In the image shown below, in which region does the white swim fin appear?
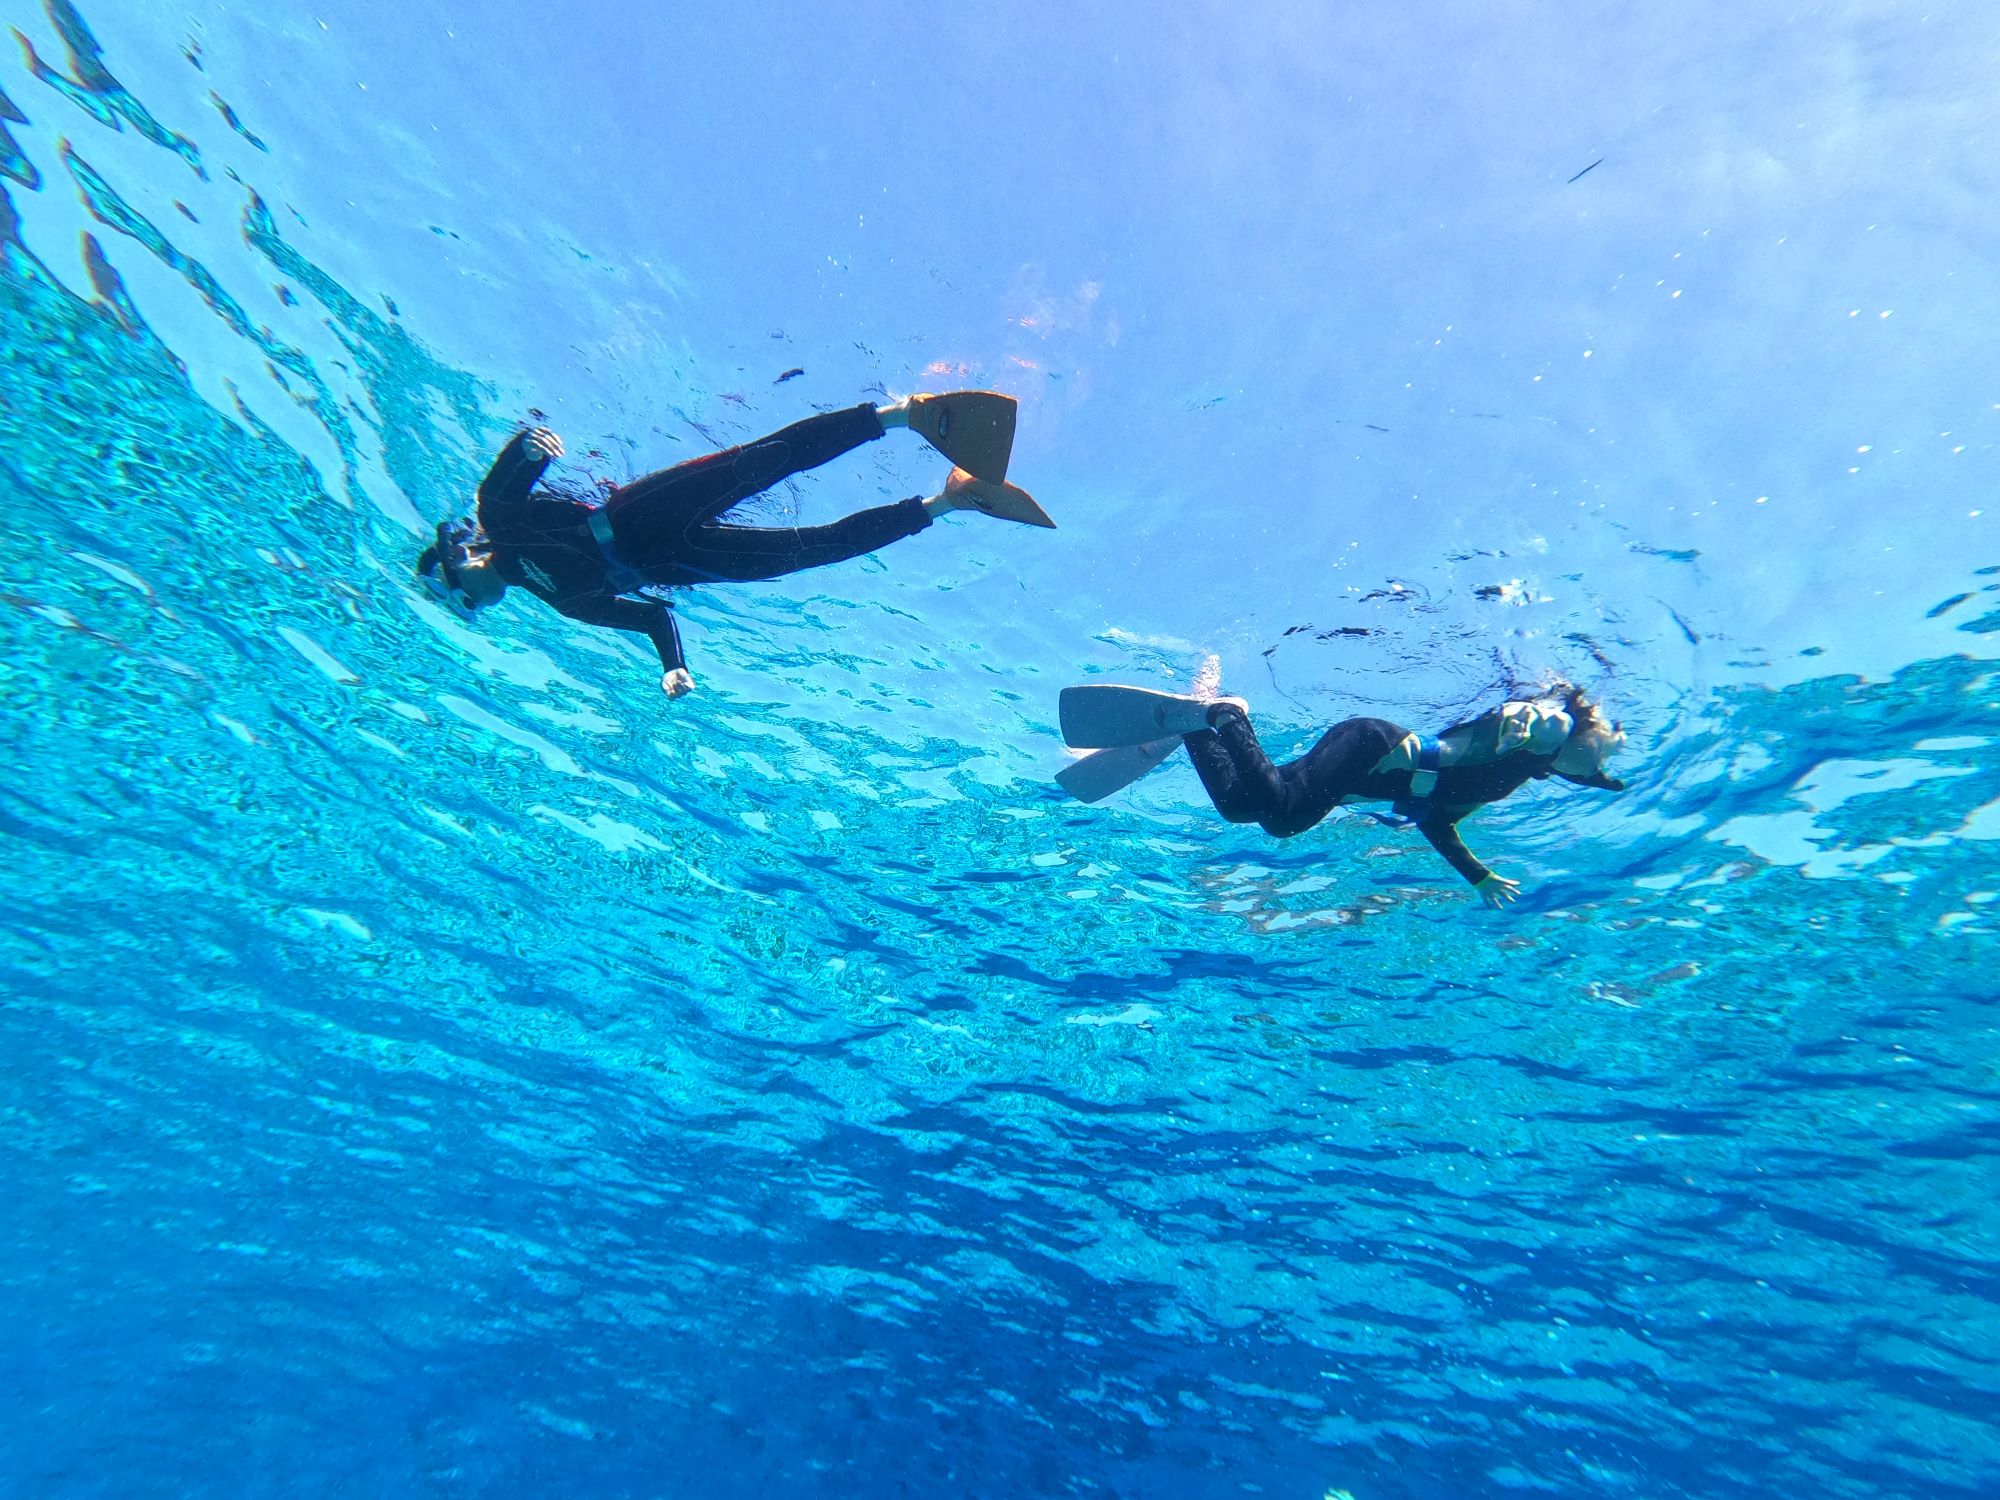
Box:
[1055,736,1180,803]
[1059,684,1244,749]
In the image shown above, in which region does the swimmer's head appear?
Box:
[1551,687,1627,785]
[418,521,506,620]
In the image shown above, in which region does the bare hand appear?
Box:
[661,668,695,700]
[522,426,564,462]
[1476,873,1521,909]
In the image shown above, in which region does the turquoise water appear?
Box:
[3,3,1998,1495]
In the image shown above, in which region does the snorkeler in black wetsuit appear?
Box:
[416,395,1050,699]
[1183,688,1628,906]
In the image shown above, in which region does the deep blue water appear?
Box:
[3,3,1998,1496]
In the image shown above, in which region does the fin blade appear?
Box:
[948,469,1056,528]
[1059,685,1211,748]
[1056,738,1179,803]
[911,392,1017,482]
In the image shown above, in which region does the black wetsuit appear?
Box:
[474,404,930,676]
[1185,710,1613,885]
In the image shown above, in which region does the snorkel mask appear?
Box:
[419,520,495,622]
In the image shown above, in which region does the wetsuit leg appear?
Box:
[1184,713,1287,825]
[1184,713,1403,838]
[606,403,889,571]
[672,498,931,583]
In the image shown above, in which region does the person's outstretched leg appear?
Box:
[1183,706,1288,826]
[1185,709,1403,837]
[607,404,888,569]
[674,496,935,583]
[1263,716,1404,836]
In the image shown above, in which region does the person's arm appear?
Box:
[477,427,562,515]
[553,592,694,697]
[1417,809,1520,906]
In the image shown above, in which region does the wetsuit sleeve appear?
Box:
[552,593,687,675]
[1416,810,1491,886]
[477,430,556,516]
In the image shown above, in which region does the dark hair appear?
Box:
[415,543,441,578]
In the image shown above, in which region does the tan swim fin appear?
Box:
[906,391,1017,482]
[944,468,1056,529]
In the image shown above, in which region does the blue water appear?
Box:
[4,3,1998,1496]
